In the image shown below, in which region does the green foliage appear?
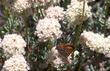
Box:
[0,0,110,71]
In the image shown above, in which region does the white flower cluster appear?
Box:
[66,0,91,25]
[45,6,65,20]
[47,47,64,70]
[47,46,72,70]
[12,0,31,12]
[35,18,62,42]
[1,34,30,71]
[1,34,26,57]
[2,54,30,71]
[80,31,110,57]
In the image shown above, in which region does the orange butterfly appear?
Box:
[56,43,74,64]
[56,43,74,58]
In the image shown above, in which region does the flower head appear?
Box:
[45,6,65,20]
[2,54,30,71]
[47,46,72,70]
[80,31,110,57]
[66,0,91,25]
[12,0,31,12]
[35,18,62,42]
[1,34,26,57]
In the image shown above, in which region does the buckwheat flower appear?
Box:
[66,0,91,25]
[49,47,65,67]
[1,34,26,57]
[80,31,104,48]
[47,46,59,63]
[47,46,64,70]
[103,36,110,57]
[35,18,62,42]
[47,46,72,70]
[52,57,64,70]
[2,54,30,71]
[80,31,110,57]
[12,0,31,12]
[45,6,65,20]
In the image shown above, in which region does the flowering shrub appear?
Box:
[0,0,110,71]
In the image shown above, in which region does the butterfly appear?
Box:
[56,43,74,64]
[56,43,74,58]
